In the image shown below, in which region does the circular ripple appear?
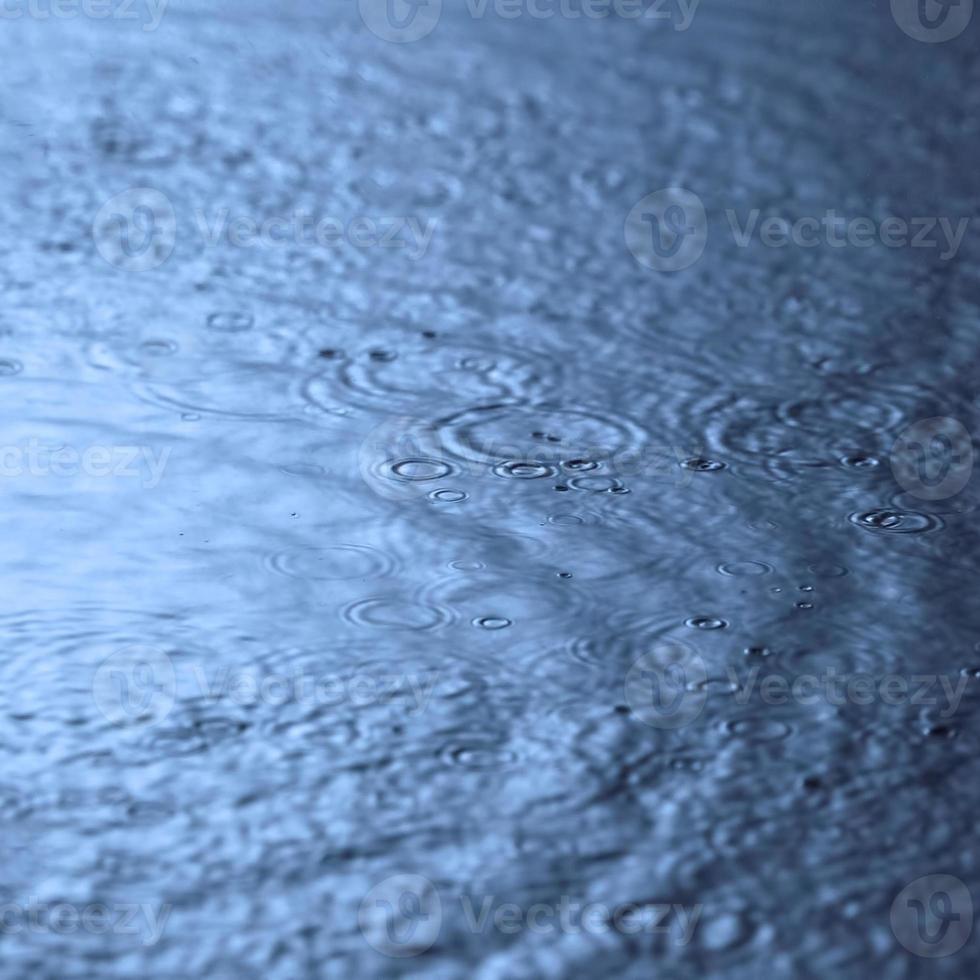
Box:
[341,597,452,631]
[848,509,943,535]
[691,382,949,478]
[303,340,556,413]
[267,545,394,583]
[682,457,726,472]
[387,458,454,481]
[686,616,730,631]
[135,365,304,421]
[491,460,557,480]
[206,312,254,333]
[428,488,468,503]
[566,475,628,493]
[717,560,773,577]
[434,403,648,469]
[473,616,513,630]
[442,742,521,771]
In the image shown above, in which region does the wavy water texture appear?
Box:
[0,0,978,976]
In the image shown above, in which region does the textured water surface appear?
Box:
[1,0,979,976]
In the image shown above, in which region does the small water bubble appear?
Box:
[924,723,957,740]
[557,571,573,579]
[685,616,729,630]
[0,359,23,377]
[492,460,556,480]
[473,617,512,630]
[317,348,343,360]
[139,340,177,357]
[206,311,253,333]
[369,349,397,362]
[798,585,814,592]
[445,743,518,770]
[689,677,740,695]
[718,560,773,577]
[567,475,627,493]
[681,457,726,472]
[795,601,814,610]
[744,646,773,658]
[388,458,453,482]
[849,509,942,534]
[562,459,599,472]
[429,488,467,502]
[839,453,880,469]
[960,667,980,679]
[725,717,792,742]
[449,559,485,571]
[554,484,571,492]
[807,562,848,577]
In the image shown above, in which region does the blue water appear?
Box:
[1,0,979,976]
